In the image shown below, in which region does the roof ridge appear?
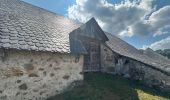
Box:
[19,0,81,25]
[105,32,170,76]
[105,32,140,51]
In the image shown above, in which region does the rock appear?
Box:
[63,75,70,80]
[18,83,28,90]
[38,68,44,71]
[16,80,21,83]
[43,71,46,76]
[50,73,55,77]
[23,63,34,71]
[0,90,3,94]
[0,95,7,99]
[29,73,39,77]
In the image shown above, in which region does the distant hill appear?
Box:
[155,49,170,59]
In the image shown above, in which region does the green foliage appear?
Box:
[156,49,170,59]
[47,73,170,100]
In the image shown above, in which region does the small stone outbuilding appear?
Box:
[101,32,170,91]
[0,0,170,100]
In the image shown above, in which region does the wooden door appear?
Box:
[83,41,100,72]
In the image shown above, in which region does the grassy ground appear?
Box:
[47,73,170,100]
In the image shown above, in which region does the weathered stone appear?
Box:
[23,64,34,71]
[50,73,55,77]
[38,68,44,71]
[30,59,33,62]
[29,73,39,77]
[42,84,47,88]
[49,64,52,67]
[63,75,70,80]
[0,90,3,94]
[18,83,28,90]
[0,95,7,99]
[40,91,46,95]
[43,71,46,76]
[5,67,24,77]
[16,92,20,96]
[53,67,60,70]
[79,72,83,75]
[23,92,27,95]
[16,80,21,83]
[33,89,38,92]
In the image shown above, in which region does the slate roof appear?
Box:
[0,0,86,54]
[0,0,170,75]
[143,48,170,65]
[105,32,170,75]
[72,18,109,42]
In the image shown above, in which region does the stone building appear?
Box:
[0,0,170,100]
[102,33,170,92]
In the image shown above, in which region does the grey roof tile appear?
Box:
[0,0,86,54]
[1,28,9,33]
[3,43,11,48]
[1,39,10,43]
[105,32,170,75]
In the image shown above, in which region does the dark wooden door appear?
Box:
[83,41,100,72]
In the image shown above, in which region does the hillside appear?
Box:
[156,49,170,59]
[47,73,170,100]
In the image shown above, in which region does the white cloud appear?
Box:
[142,36,170,50]
[68,0,170,37]
[150,6,170,35]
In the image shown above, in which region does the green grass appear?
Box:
[47,73,170,100]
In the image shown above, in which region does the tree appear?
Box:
[155,49,170,59]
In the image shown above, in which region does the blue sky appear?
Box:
[22,0,75,16]
[22,0,170,50]
[22,0,122,14]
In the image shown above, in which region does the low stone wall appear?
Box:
[121,59,170,92]
[0,49,84,100]
[114,57,170,92]
[100,45,170,92]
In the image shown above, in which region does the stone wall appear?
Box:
[100,44,117,73]
[100,45,170,92]
[0,49,84,100]
[114,57,170,92]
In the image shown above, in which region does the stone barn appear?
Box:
[0,0,170,100]
[0,0,86,100]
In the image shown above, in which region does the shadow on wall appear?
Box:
[69,31,87,55]
[46,73,170,100]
